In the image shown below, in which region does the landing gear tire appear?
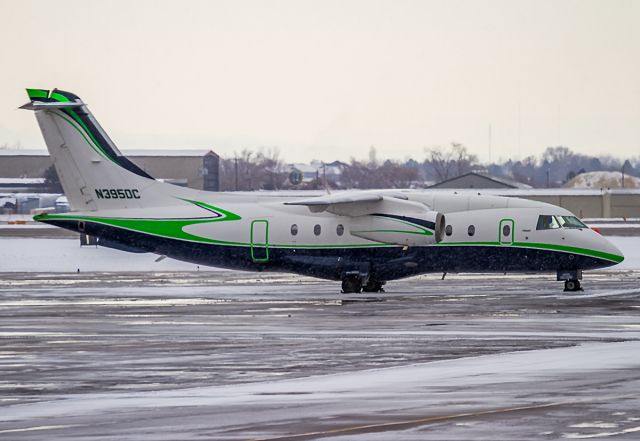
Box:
[362,280,385,293]
[564,279,582,292]
[341,276,362,293]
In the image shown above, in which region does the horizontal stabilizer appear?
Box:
[20,101,83,110]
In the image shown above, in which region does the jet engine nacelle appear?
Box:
[350,211,445,246]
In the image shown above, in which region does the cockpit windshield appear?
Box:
[557,216,588,229]
[536,215,561,230]
[536,215,587,230]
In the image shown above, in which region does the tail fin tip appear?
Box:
[26,88,50,100]
[22,89,83,110]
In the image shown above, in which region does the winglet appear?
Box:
[26,88,50,100]
[21,88,83,110]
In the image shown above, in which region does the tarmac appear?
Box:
[1,270,640,440]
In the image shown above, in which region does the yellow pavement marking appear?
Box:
[246,401,565,440]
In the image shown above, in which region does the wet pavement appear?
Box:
[1,270,639,440]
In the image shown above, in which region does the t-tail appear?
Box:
[21,88,196,211]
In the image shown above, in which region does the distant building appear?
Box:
[0,149,220,191]
[0,193,61,214]
[0,150,52,178]
[287,160,347,187]
[429,172,532,189]
[0,178,47,193]
[55,196,70,213]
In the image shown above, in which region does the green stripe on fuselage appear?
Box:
[513,241,624,263]
[33,211,624,261]
[436,241,623,263]
[34,200,244,246]
[33,211,390,249]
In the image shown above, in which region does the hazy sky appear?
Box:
[1,0,639,163]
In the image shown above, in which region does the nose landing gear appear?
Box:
[564,279,582,292]
[558,269,583,292]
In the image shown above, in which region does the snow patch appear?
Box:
[0,237,209,272]
[563,425,640,439]
[565,171,640,189]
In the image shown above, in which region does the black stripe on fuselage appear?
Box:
[41,219,615,281]
[58,105,154,180]
[372,213,436,230]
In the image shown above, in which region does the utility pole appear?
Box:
[488,124,492,164]
[556,104,561,146]
[234,157,239,191]
[546,168,550,188]
[322,163,327,190]
[517,102,522,157]
[621,163,625,188]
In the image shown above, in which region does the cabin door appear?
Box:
[250,220,269,262]
[499,219,514,245]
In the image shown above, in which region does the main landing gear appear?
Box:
[558,270,583,292]
[363,280,385,293]
[341,275,362,293]
[564,279,582,292]
[341,273,386,293]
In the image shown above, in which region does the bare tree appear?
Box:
[43,165,63,193]
[425,143,478,182]
[219,148,287,191]
[339,157,418,189]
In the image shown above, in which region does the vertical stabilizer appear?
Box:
[22,89,194,211]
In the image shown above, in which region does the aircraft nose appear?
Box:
[598,234,624,265]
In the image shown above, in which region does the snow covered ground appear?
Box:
[2,341,639,440]
[0,236,638,272]
[609,236,640,269]
[0,237,207,272]
[0,272,639,440]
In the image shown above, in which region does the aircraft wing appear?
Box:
[284,192,429,217]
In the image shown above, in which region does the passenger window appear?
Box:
[290,224,298,236]
[336,224,344,236]
[445,225,453,236]
[467,225,475,236]
[314,224,321,236]
[502,224,511,236]
[536,215,561,230]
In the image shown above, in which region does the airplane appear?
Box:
[22,89,624,292]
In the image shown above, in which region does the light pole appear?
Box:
[234,157,239,191]
[546,168,550,188]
